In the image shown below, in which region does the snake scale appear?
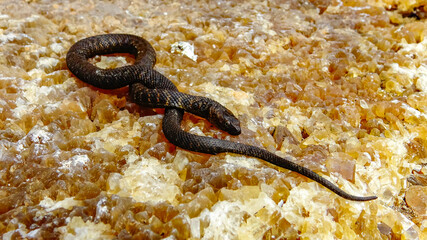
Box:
[66,34,377,201]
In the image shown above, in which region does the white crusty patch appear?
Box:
[58,217,114,240]
[39,196,83,212]
[360,131,419,203]
[171,41,198,61]
[395,39,427,92]
[415,65,427,92]
[108,154,182,205]
[86,116,145,153]
[0,15,44,45]
[398,38,427,59]
[281,182,339,239]
[12,76,73,118]
[389,62,427,92]
[222,154,263,174]
[60,154,90,172]
[50,42,65,54]
[36,57,60,72]
[191,192,282,239]
[95,55,128,69]
[26,125,53,144]
[193,82,254,115]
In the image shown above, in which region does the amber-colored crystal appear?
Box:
[1,0,426,239]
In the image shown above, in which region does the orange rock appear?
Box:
[406,185,427,216]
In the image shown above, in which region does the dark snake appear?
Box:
[66,34,377,201]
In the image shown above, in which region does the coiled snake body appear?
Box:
[66,34,376,201]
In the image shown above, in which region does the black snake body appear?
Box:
[66,34,377,201]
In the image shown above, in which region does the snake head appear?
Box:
[210,107,241,135]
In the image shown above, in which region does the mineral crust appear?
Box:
[0,0,426,239]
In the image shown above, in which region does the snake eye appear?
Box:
[207,102,241,135]
[221,110,241,135]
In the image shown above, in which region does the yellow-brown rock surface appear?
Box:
[0,0,426,239]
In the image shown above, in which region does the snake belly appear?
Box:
[66,34,377,201]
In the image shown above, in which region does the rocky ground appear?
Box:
[0,0,426,239]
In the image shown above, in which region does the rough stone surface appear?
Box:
[0,0,426,239]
